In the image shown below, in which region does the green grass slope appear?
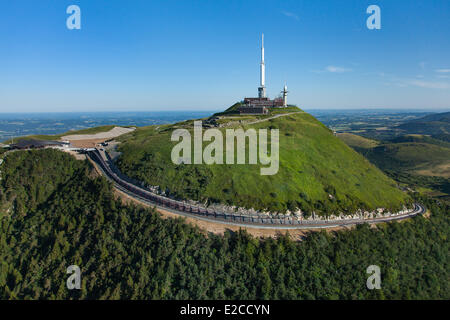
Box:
[116,108,410,215]
[361,142,450,178]
[337,133,450,200]
[389,134,450,148]
[337,133,379,149]
[397,111,450,135]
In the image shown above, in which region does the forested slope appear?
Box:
[0,150,448,299]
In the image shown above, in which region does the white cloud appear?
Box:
[436,69,450,73]
[325,66,352,73]
[385,76,450,89]
[409,80,450,89]
[281,11,299,21]
[384,81,408,88]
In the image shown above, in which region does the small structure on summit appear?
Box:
[282,83,288,107]
[238,34,289,115]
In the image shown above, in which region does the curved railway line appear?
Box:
[87,149,426,230]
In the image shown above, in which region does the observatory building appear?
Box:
[238,34,288,115]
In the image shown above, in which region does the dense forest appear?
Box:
[0,149,448,299]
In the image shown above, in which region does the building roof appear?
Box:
[10,139,65,149]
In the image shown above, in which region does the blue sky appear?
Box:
[1,0,449,112]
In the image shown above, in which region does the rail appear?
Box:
[87,149,425,229]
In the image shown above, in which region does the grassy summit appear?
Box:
[116,107,411,215]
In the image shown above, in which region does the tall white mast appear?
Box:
[261,33,265,87]
[258,33,266,98]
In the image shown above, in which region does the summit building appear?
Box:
[238,34,289,115]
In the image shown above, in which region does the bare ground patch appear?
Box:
[415,162,450,178]
[62,127,135,148]
[62,126,135,141]
[64,150,87,161]
[67,139,106,148]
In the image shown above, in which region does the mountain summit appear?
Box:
[116,107,411,216]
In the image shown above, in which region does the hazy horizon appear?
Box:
[1,108,446,142]
[0,107,449,115]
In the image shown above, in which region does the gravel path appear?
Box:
[62,126,135,141]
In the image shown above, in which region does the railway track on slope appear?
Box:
[86,149,426,230]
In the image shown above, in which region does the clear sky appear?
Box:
[1,0,449,112]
